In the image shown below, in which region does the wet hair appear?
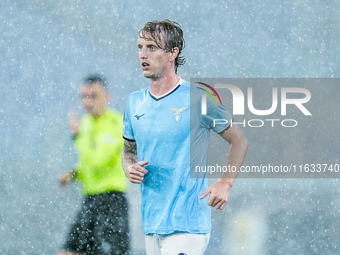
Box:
[139,19,185,73]
[83,74,108,91]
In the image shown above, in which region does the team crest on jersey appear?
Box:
[169,107,188,122]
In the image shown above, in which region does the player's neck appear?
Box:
[92,107,107,119]
[149,73,180,97]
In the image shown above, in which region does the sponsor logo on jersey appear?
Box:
[134,113,145,120]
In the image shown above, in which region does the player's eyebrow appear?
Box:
[137,41,160,49]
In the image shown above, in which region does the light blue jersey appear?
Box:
[123,79,232,234]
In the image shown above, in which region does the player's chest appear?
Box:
[131,100,190,137]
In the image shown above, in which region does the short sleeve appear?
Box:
[201,95,233,133]
[123,95,135,141]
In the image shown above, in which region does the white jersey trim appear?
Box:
[150,78,184,100]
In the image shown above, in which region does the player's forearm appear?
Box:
[220,134,248,187]
[121,139,138,177]
[122,152,138,176]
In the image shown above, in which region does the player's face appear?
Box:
[137,35,172,79]
[80,82,109,117]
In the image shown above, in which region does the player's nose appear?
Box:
[139,47,148,59]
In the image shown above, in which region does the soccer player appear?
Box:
[58,75,129,255]
[122,20,248,254]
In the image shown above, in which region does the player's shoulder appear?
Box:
[181,80,207,101]
[176,79,196,95]
[128,87,149,101]
[180,80,203,94]
[180,79,190,88]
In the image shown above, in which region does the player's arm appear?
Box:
[122,139,149,184]
[68,108,79,138]
[200,124,248,210]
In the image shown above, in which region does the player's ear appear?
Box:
[169,47,179,62]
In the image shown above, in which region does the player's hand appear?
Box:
[127,161,149,184]
[68,108,79,136]
[199,179,232,210]
[59,171,74,187]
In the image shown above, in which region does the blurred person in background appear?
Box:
[58,74,129,255]
[122,20,248,255]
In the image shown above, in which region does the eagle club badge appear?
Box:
[169,107,188,122]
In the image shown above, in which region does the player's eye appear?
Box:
[149,45,156,51]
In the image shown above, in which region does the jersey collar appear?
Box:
[149,78,184,101]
